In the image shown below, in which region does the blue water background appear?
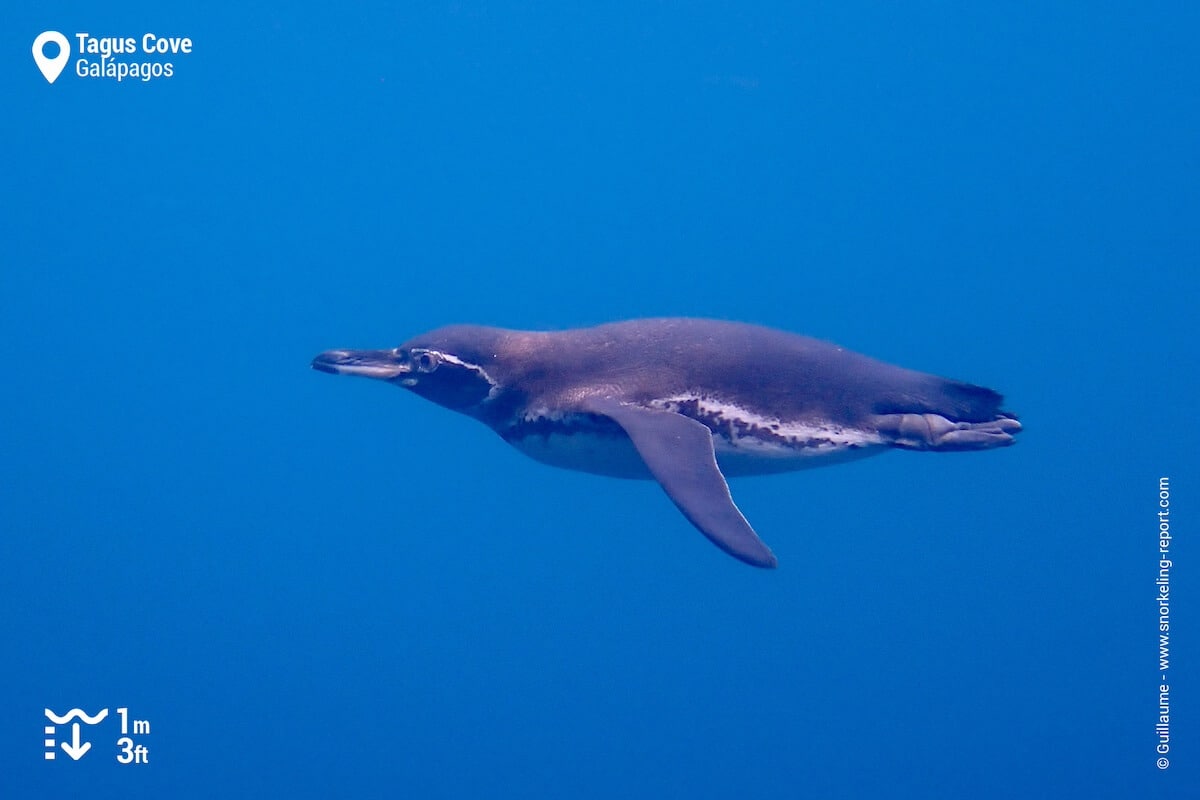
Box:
[2,3,1196,797]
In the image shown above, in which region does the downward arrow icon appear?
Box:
[61,723,91,760]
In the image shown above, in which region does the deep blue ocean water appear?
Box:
[3,3,1196,797]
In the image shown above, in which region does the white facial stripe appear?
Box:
[432,351,500,397]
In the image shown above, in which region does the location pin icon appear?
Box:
[32,31,70,84]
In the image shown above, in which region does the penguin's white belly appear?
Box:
[507,402,888,479]
[510,428,650,479]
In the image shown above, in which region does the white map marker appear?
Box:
[32,31,70,84]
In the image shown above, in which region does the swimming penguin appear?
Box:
[312,318,1020,568]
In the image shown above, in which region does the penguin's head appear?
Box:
[312,325,506,412]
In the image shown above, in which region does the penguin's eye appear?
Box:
[415,351,440,372]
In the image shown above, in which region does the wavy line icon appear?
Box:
[45,708,109,725]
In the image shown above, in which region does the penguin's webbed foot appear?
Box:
[874,413,1022,451]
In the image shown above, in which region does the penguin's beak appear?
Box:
[311,349,411,381]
